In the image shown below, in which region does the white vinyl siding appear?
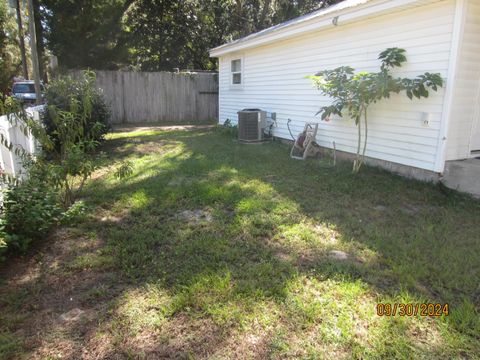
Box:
[218,0,455,172]
[445,0,480,160]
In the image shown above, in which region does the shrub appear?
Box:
[0,167,61,258]
[42,71,111,152]
[61,200,88,224]
[40,70,111,206]
[0,71,125,260]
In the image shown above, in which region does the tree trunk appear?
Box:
[353,114,362,173]
[27,0,42,104]
[15,0,28,79]
[32,0,47,82]
[361,107,368,166]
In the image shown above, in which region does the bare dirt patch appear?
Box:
[328,250,349,260]
[176,209,213,224]
[118,315,226,359]
[113,125,215,133]
[0,227,125,359]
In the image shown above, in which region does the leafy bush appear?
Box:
[41,71,110,206]
[42,71,111,151]
[114,160,134,179]
[61,200,89,224]
[11,72,114,208]
[0,170,61,258]
[0,71,128,260]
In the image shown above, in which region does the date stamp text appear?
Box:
[376,303,449,317]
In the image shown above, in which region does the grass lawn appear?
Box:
[0,126,479,359]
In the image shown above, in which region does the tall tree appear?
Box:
[15,0,29,79]
[0,0,22,96]
[229,0,342,37]
[125,0,236,71]
[124,0,196,71]
[273,0,338,23]
[27,0,42,103]
[32,0,47,81]
[41,0,133,69]
[125,0,343,71]
[0,0,9,94]
[40,0,343,71]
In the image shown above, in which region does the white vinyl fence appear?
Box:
[0,106,42,182]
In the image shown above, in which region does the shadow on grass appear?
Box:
[1,127,479,359]
[92,129,480,301]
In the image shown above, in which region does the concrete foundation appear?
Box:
[442,158,480,198]
[276,137,441,183]
[276,138,480,198]
[321,147,441,183]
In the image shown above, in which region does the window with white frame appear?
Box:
[231,59,242,85]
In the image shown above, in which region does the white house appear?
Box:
[209,0,480,195]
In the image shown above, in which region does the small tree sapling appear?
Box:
[308,48,443,172]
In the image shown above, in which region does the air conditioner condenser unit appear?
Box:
[237,108,267,142]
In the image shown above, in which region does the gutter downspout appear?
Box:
[435,0,467,173]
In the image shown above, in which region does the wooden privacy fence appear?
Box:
[69,70,218,124]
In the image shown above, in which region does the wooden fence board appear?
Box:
[69,70,218,124]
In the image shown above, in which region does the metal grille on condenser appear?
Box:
[238,113,259,141]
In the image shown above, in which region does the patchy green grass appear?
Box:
[0,332,20,359]
[0,126,479,359]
